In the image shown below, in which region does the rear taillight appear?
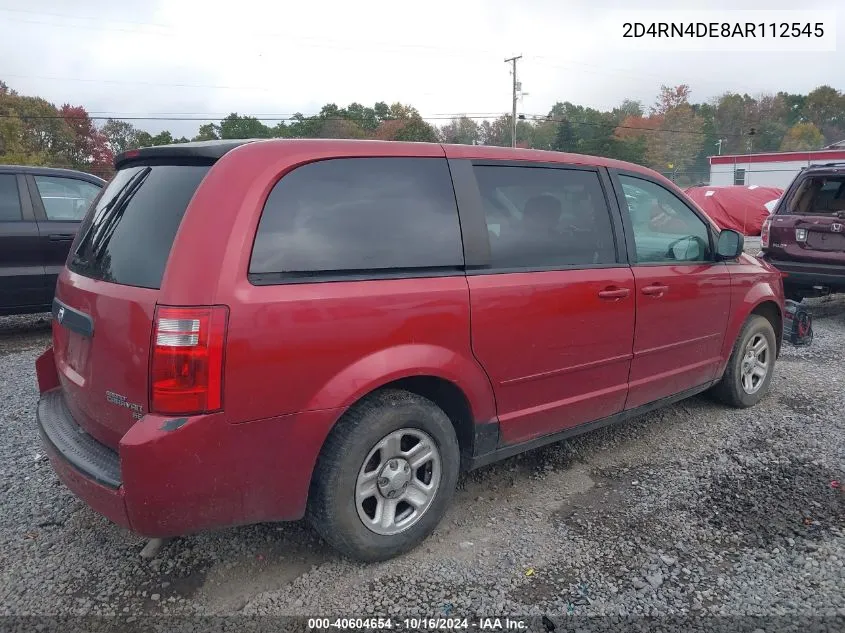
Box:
[150,305,228,415]
[760,217,772,248]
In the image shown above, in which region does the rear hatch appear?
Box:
[768,171,845,265]
[53,162,212,448]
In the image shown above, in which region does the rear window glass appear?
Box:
[69,165,209,289]
[788,175,845,215]
[249,157,463,278]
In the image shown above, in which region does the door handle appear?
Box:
[598,287,631,300]
[641,283,668,297]
[48,234,74,241]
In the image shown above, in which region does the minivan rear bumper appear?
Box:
[36,351,342,537]
[758,253,845,290]
[37,389,132,530]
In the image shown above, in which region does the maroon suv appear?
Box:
[35,139,784,561]
[760,162,845,300]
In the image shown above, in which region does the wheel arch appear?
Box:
[303,345,497,492]
[750,299,783,357]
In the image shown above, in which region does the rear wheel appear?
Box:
[307,389,460,562]
[711,315,777,408]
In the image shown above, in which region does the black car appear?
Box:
[0,166,105,316]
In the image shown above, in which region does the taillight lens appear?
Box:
[760,217,772,248]
[150,305,228,415]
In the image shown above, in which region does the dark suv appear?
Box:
[0,165,104,315]
[35,140,783,561]
[759,163,845,300]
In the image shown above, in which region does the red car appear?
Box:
[759,163,845,300]
[35,140,784,561]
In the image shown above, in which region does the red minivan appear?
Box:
[35,139,784,561]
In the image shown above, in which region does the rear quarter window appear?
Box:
[249,157,463,280]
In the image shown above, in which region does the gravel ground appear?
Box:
[0,300,843,631]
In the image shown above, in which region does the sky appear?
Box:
[0,0,842,138]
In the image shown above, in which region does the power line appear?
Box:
[505,55,522,148]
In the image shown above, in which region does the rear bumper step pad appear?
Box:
[37,390,121,489]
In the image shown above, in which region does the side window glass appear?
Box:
[0,174,23,221]
[34,176,102,221]
[250,158,463,276]
[472,166,617,269]
[619,175,712,264]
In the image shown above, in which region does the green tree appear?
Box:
[780,122,824,150]
[318,118,365,139]
[14,96,74,160]
[376,117,438,142]
[218,113,271,139]
[802,86,844,142]
[479,116,511,146]
[287,112,322,138]
[778,92,807,127]
[658,103,705,179]
[102,118,141,154]
[193,122,220,141]
[439,116,480,145]
[553,119,577,152]
[344,102,380,132]
[612,99,644,123]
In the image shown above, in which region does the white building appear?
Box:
[709,149,845,189]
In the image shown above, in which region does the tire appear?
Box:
[306,389,460,562]
[710,315,777,408]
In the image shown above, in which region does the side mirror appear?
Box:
[716,229,744,260]
[670,237,703,261]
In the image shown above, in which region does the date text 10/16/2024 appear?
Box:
[307,618,528,630]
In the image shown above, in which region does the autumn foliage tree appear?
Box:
[60,105,113,171]
[3,79,845,186]
[780,122,825,151]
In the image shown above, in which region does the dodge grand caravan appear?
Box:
[36,139,784,561]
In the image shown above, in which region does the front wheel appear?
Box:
[710,315,777,408]
[306,389,460,562]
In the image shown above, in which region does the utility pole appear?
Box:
[505,55,522,148]
[747,127,756,153]
[716,138,727,155]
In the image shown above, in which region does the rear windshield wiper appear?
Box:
[75,167,151,263]
[90,168,151,261]
[74,168,147,259]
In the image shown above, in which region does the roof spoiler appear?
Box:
[114,139,257,170]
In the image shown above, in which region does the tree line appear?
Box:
[2,79,844,185]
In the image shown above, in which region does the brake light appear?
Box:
[150,305,228,415]
[760,217,772,248]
